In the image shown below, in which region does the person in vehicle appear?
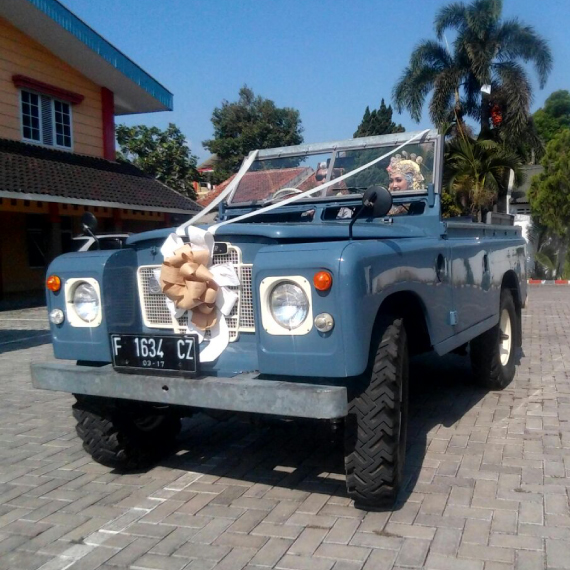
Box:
[387,152,424,192]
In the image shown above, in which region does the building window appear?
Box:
[21,91,41,142]
[20,90,72,149]
[54,100,72,147]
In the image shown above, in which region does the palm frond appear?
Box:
[410,40,454,71]
[493,62,532,139]
[462,74,482,120]
[430,68,462,126]
[465,0,502,39]
[435,2,468,39]
[535,251,557,273]
[496,19,553,88]
[393,66,438,123]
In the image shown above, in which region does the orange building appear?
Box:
[0,0,199,300]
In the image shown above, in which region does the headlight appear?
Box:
[270,282,309,330]
[73,283,100,322]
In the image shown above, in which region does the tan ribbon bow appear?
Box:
[159,244,219,329]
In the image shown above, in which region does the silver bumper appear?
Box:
[31,362,348,420]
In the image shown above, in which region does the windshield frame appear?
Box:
[227,129,442,207]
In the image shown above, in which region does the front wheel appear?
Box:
[344,316,409,509]
[72,396,181,470]
[470,289,519,390]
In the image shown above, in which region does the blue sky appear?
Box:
[61,0,570,163]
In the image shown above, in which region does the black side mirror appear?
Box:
[362,185,393,218]
[81,211,98,233]
[348,185,394,240]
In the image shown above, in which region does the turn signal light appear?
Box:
[313,271,332,291]
[46,275,61,292]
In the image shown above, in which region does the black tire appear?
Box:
[470,289,519,390]
[344,316,409,509]
[72,396,181,470]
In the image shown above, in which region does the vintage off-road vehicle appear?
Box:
[32,129,526,508]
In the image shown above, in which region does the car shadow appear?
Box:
[0,330,51,354]
[142,350,487,511]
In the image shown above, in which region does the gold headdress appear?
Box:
[387,151,424,190]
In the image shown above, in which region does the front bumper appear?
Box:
[31,362,348,420]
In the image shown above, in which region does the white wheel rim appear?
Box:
[499,308,512,366]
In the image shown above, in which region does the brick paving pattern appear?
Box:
[0,288,568,569]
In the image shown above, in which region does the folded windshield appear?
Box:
[228,138,435,206]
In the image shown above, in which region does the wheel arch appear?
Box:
[373,291,432,356]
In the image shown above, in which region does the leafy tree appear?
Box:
[203,86,303,182]
[116,123,199,200]
[528,130,570,235]
[354,99,405,138]
[534,90,570,145]
[441,190,464,218]
[393,0,552,142]
[444,136,523,220]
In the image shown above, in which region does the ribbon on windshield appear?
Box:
[176,150,259,237]
[208,129,431,234]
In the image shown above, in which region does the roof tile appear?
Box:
[0,138,200,212]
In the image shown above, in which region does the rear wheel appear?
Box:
[470,289,519,390]
[72,396,181,469]
[344,316,409,509]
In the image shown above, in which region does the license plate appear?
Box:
[110,334,199,376]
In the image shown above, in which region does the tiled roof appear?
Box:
[231,167,312,203]
[198,167,349,207]
[0,138,200,212]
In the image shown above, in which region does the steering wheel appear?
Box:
[271,187,303,201]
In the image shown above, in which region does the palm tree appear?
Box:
[394,0,552,141]
[392,41,472,134]
[444,136,524,220]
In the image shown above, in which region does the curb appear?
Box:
[528,279,570,285]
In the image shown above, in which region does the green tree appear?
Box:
[528,130,570,235]
[203,86,303,182]
[444,136,523,220]
[393,0,552,142]
[354,99,405,138]
[116,123,199,200]
[534,90,570,145]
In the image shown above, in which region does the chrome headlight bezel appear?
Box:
[64,278,102,327]
[260,276,313,335]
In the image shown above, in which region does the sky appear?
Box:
[60,0,570,163]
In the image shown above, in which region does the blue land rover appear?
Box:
[32,130,526,508]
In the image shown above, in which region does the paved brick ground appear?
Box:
[0,288,569,570]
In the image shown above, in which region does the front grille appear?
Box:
[137,243,254,341]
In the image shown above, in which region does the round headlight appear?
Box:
[73,283,100,322]
[49,309,65,325]
[270,282,309,330]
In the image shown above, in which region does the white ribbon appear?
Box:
[176,150,260,236]
[160,226,239,362]
[208,129,431,233]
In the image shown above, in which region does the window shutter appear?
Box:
[41,96,53,146]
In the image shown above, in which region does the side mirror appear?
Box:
[362,185,393,218]
[81,211,98,233]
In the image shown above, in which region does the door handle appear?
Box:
[436,253,446,282]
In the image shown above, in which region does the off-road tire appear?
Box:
[72,396,181,470]
[344,316,409,509]
[470,289,519,390]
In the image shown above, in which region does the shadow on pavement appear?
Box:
[144,350,487,511]
[0,330,51,354]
